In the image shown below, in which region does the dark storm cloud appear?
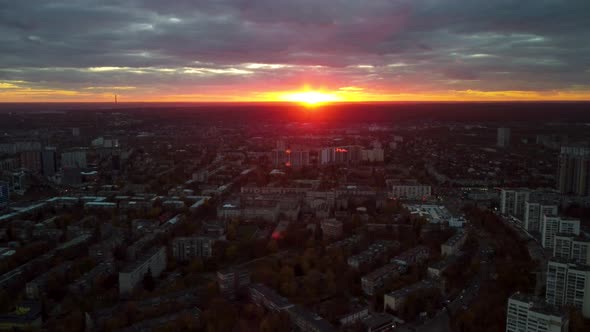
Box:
[0,0,589,97]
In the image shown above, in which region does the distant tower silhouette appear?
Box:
[114,94,118,104]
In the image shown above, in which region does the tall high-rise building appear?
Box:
[61,150,87,169]
[557,146,590,196]
[41,148,57,177]
[289,150,310,168]
[497,127,511,148]
[524,202,558,233]
[546,259,590,318]
[506,292,568,332]
[500,189,530,219]
[541,216,580,249]
[271,148,310,168]
[319,145,363,165]
[0,181,9,207]
[19,151,42,173]
[172,236,215,261]
[554,234,590,265]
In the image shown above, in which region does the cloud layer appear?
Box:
[1,0,589,101]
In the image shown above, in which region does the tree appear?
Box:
[188,258,204,274]
[267,240,278,253]
[143,268,156,292]
[203,297,237,331]
[260,312,289,332]
[225,244,239,261]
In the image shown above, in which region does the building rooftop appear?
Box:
[121,246,164,273]
[386,280,436,299]
[288,305,336,332]
[510,292,565,317]
[362,263,402,282]
[548,257,590,270]
[249,283,292,309]
[443,231,467,247]
[362,313,395,330]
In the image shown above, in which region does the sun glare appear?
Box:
[282,91,340,106]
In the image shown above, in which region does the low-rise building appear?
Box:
[383,280,436,312]
[119,246,166,296]
[321,218,343,240]
[362,313,398,332]
[348,240,399,269]
[287,305,336,332]
[217,268,250,299]
[70,262,114,294]
[427,255,460,281]
[337,301,369,326]
[441,231,467,256]
[404,204,450,224]
[25,262,73,299]
[327,234,363,252]
[387,179,431,200]
[391,245,430,266]
[361,263,404,296]
[248,283,293,312]
[172,236,215,261]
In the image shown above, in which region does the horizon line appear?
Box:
[1,99,590,105]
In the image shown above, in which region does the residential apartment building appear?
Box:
[248,283,293,312]
[497,127,511,148]
[61,150,87,169]
[321,218,343,240]
[347,240,399,269]
[217,268,250,299]
[0,181,8,207]
[384,280,436,312]
[500,188,530,219]
[287,305,336,332]
[387,179,431,200]
[119,246,166,296]
[553,234,590,265]
[271,149,310,169]
[441,230,467,256]
[545,259,590,318]
[361,263,404,296]
[541,216,580,249]
[19,151,42,173]
[557,146,590,196]
[172,236,215,261]
[524,202,558,233]
[41,149,57,177]
[391,245,430,266]
[506,292,568,332]
[319,145,363,165]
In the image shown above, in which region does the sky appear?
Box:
[0,0,589,102]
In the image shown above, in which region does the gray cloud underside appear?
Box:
[0,0,589,94]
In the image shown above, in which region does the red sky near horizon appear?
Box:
[1,1,589,102]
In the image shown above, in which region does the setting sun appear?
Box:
[281,91,341,106]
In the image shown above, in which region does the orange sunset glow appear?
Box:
[281,91,341,106]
